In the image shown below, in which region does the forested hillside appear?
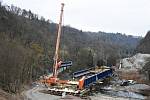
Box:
[0,2,141,93]
[136,31,150,54]
[136,31,150,81]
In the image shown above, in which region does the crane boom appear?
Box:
[53,3,65,78]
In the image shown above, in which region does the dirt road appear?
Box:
[24,86,131,100]
[24,86,60,100]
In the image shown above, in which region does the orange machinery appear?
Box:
[40,3,85,90]
[45,3,65,84]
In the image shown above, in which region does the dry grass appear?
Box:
[0,89,23,100]
[117,69,147,83]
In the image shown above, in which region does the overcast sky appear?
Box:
[2,0,150,36]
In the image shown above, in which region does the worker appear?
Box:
[57,61,62,69]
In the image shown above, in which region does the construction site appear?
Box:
[36,3,113,97]
[23,3,150,100]
[1,1,150,100]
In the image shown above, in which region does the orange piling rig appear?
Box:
[40,3,79,86]
[53,3,64,79]
[40,3,85,88]
[44,3,65,85]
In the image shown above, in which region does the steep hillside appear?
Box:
[0,2,141,93]
[136,31,150,81]
[136,31,150,54]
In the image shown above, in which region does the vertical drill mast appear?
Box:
[53,3,64,77]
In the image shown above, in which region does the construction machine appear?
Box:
[40,3,113,95]
[41,3,66,85]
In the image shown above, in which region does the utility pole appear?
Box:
[53,3,65,78]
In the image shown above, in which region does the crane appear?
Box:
[41,3,72,85]
[44,3,65,84]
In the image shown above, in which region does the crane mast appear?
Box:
[53,3,64,78]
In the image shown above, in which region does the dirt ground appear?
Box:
[116,69,149,84]
[22,85,134,100]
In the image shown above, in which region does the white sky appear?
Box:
[2,0,150,36]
